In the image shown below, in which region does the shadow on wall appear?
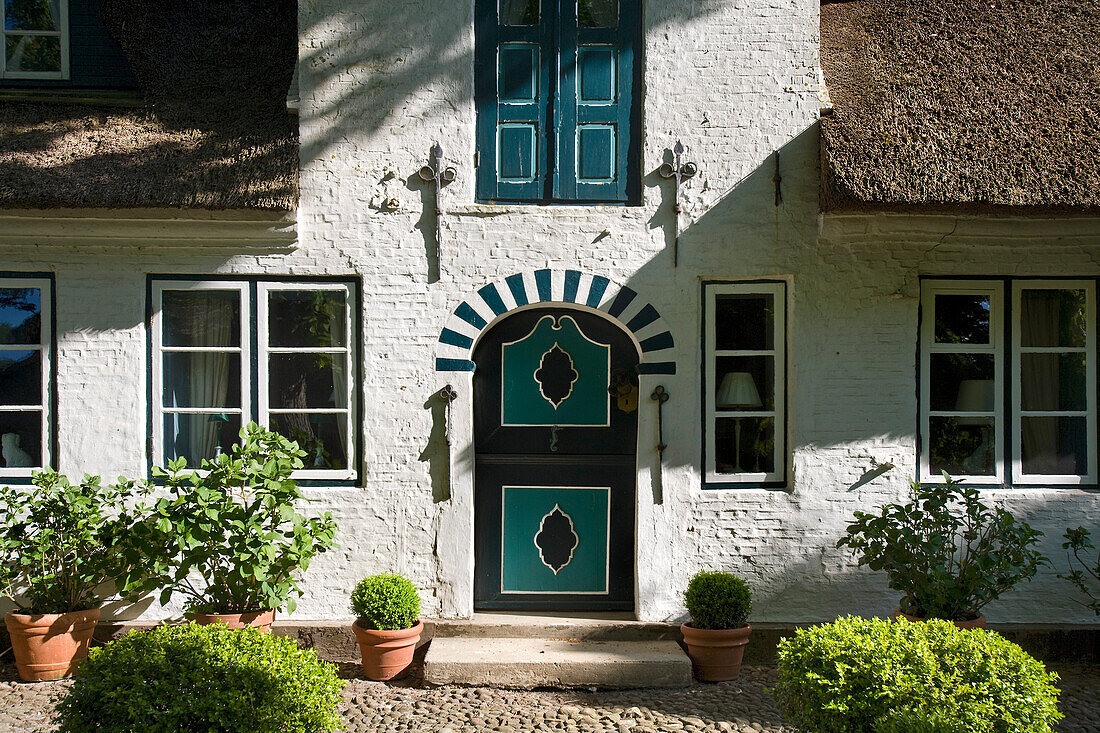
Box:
[298,1,725,167]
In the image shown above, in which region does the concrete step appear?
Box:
[429,611,681,642]
[423,636,692,689]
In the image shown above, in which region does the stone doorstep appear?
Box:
[422,637,693,689]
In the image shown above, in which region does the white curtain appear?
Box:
[329,305,349,460]
[1020,292,1060,474]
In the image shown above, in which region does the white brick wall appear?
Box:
[1,1,1098,625]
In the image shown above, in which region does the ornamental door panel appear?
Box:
[474,308,638,610]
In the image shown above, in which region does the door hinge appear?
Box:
[474,150,481,167]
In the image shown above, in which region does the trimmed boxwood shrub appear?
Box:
[57,622,344,733]
[774,616,1062,733]
[350,572,420,630]
[684,571,752,629]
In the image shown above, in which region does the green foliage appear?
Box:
[350,573,420,631]
[774,616,1062,733]
[683,571,752,629]
[56,622,344,733]
[0,470,152,614]
[836,474,1045,620]
[1058,526,1100,615]
[118,423,337,614]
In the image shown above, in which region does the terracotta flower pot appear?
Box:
[680,622,751,682]
[186,609,275,632]
[4,608,100,682]
[352,619,423,681]
[892,608,987,629]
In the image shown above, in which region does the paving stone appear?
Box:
[3,662,1100,732]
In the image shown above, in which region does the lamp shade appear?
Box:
[955,379,994,426]
[717,371,762,409]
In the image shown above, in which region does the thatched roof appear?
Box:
[0,0,297,211]
[820,0,1100,213]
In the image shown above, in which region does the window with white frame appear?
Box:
[151,279,357,481]
[920,279,1096,485]
[0,277,52,476]
[2,0,69,79]
[704,282,786,484]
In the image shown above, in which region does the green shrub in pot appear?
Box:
[836,474,1045,622]
[680,570,753,681]
[117,423,337,619]
[349,572,422,680]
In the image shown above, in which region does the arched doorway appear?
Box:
[472,307,639,611]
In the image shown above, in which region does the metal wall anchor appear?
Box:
[440,384,457,446]
[418,143,457,274]
[651,385,669,458]
[658,141,697,267]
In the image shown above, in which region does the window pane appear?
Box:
[269,354,348,410]
[0,410,41,467]
[162,353,241,409]
[268,290,347,348]
[0,287,41,344]
[578,0,617,27]
[5,0,61,31]
[4,33,60,72]
[1020,289,1087,348]
[1021,416,1087,476]
[500,0,538,24]
[929,353,995,412]
[715,293,774,351]
[1021,353,1087,411]
[715,356,773,411]
[0,350,40,406]
[715,416,774,475]
[929,416,995,476]
[934,294,990,344]
[163,413,242,467]
[162,290,241,348]
[269,413,348,470]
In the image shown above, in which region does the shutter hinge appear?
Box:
[474,150,481,167]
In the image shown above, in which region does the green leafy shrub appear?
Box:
[57,622,344,733]
[0,471,152,613]
[118,423,337,614]
[774,616,1062,733]
[684,571,752,629]
[350,573,420,630]
[836,474,1045,621]
[1059,526,1099,615]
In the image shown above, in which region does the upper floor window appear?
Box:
[150,279,359,482]
[475,0,641,204]
[2,0,68,80]
[920,279,1097,485]
[0,276,53,477]
[703,282,787,486]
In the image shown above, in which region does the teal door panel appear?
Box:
[501,314,610,426]
[501,486,609,593]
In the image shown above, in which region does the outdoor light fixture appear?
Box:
[717,371,761,472]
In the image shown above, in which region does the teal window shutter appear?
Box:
[476,0,551,201]
[556,0,637,203]
[476,1,638,203]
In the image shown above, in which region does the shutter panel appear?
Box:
[476,0,552,201]
[555,0,637,203]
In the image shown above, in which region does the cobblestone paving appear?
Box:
[2,662,1098,732]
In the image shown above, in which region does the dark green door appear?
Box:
[474,308,638,610]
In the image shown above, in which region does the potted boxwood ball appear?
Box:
[681,570,753,681]
[350,573,422,681]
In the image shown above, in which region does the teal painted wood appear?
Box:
[475,0,639,203]
[501,314,610,426]
[501,486,610,594]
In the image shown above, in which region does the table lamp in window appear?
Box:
[717,372,761,472]
[208,413,230,457]
[955,379,995,473]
